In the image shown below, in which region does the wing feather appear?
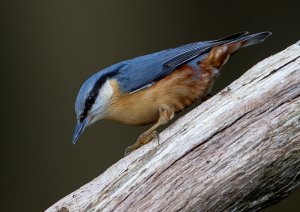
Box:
[116,32,248,93]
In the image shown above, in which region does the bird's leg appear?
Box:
[125,105,174,156]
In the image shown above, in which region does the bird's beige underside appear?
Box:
[105,66,213,125]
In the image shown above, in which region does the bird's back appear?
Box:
[115,32,270,93]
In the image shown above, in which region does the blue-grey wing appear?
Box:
[116,54,172,93]
[163,31,249,70]
[116,32,248,93]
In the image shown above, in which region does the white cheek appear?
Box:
[91,80,114,120]
[100,80,114,100]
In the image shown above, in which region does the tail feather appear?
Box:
[212,31,249,43]
[227,31,272,47]
[225,31,272,54]
[202,31,271,69]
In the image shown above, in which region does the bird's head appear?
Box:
[72,65,121,144]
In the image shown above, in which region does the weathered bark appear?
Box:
[47,42,300,212]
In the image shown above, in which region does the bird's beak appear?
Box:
[72,116,90,144]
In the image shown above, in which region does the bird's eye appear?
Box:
[87,95,95,104]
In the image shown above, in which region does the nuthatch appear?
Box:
[72,31,271,155]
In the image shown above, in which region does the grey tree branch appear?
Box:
[47,42,300,212]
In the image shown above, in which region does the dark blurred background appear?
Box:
[1,0,299,211]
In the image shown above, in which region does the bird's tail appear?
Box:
[223,31,272,55]
[239,31,272,47]
[203,31,271,69]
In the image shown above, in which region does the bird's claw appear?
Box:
[124,131,159,156]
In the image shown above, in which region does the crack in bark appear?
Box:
[258,55,300,82]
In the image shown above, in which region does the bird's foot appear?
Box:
[124,131,159,156]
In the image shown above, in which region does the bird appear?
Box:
[72,31,271,155]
